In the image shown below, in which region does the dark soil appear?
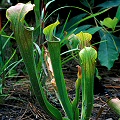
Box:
[0,59,120,120]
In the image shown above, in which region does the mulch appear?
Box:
[0,59,120,120]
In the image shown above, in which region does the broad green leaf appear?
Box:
[6,2,62,119]
[74,25,91,34]
[79,47,97,120]
[113,35,120,53]
[56,25,91,40]
[97,0,120,9]
[116,5,120,20]
[43,20,60,41]
[98,30,119,70]
[85,26,102,34]
[100,17,118,31]
[64,13,87,31]
[48,41,74,120]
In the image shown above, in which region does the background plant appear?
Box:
[0,20,22,103]
[7,0,120,70]
[55,0,120,70]
[0,0,23,104]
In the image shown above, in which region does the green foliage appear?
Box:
[56,1,120,70]
[6,2,62,119]
[96,0,120,9]
[116,5,120,20]
[43,20,60,41]
[43,20,97,119]
[44,22,73,120]
[100,17,118,31]
[48,41,73,120]
[33,0,55,44]
[43,19,97,119]
[80,47,97,120]
[0,25,19,102]
[67,34,80,50]
[98,30,119,70]
[98,5,120,70]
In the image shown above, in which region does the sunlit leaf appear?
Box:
[101,17,118,31]
[76,32,92,42]
[76,32,92,48]
[43,20,60,41]
[6,2,35,24]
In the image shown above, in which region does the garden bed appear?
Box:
[0,59,120,120]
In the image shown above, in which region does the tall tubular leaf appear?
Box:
[48,41,73,120]
[6,2,62,120]
[79,47,97,120]
[43,21,73,120]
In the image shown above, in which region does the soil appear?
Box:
[0,59,120,120]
